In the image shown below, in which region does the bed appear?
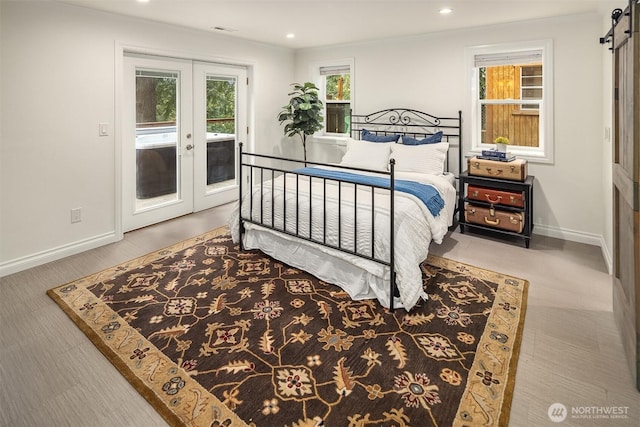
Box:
[230,108,462,311]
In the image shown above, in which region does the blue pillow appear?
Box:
[402,131,443,145]
[361,129,400,143]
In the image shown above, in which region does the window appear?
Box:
[521,65,542,111]
[319,63,352,136]
[466,40,553,163]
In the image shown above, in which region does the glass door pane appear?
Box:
[192,62,246,212]
[205,75,236,190]
[123,54,193,233]
[135,69,179,210]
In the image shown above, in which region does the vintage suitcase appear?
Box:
[464,204,524,233]
[467,185,525,208]
[467,156,528,181]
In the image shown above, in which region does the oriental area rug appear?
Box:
[48,226,528,427]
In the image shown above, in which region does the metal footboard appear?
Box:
[237,142,399,310]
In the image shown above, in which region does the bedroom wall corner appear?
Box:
[0,1,295,277]
[293,13,608,251]
[600,10,615,275]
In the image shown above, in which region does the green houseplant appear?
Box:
[278,82,324,163]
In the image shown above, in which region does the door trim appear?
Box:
[114,42,255,238]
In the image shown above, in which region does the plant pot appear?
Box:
[496,143,507,152]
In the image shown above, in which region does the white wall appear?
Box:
[601,13,614,272]
[0,2,614,276]
[0,1,294,275]
[295,13,611,258]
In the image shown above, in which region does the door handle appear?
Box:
[185,144,194,150]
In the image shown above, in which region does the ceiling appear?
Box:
[61,0,622,49]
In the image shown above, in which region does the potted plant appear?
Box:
[494,136,510,152]
[278,82,324,164]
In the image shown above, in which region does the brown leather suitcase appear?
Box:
[467,185,525,208]
[467,157,528,181]
[464,204,524,233]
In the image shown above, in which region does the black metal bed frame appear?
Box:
[350,108,463,176]
[237,108,462,311]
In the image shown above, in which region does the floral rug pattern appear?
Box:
[48,227,528,427]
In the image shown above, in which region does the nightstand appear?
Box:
[458,171,534,248]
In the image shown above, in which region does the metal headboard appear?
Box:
[350,108,463,177]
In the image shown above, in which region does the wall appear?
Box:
[0,3,613,276]
[0,1,294,275]
[295,13,610,259]
[601,12,615,273]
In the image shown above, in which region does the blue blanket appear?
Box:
[294,167,444,217]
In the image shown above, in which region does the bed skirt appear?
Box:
[235,222,423,310]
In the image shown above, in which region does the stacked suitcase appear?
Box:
[467,156,528,181]
[464,156,528,233]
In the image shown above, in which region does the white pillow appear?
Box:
[339,138,391,171]
[390,142,449,175]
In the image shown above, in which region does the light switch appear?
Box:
[99,123,109,136]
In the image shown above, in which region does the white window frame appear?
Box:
[309,58,355,140]
[465,40,554,164]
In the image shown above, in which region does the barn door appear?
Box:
[610,2,640,391]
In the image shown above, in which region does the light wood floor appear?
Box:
[1,203,638,426]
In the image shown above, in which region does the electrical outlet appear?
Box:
[71,208,82,223]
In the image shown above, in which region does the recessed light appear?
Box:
[286,33,295,39]
[212,26,238,33]
[440,8,453,15]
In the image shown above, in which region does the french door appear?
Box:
[193,62,246,211]
[123,54,246,232]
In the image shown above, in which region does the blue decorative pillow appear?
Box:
[361,129,400,143]
[402,131,443,145]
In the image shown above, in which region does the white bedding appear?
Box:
[230,168,456,311]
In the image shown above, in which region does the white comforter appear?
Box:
[230,168,456,311]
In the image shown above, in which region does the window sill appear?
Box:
[469,146,553,164]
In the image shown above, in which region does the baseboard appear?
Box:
[0,232,119,278]
[533,224,613,274]
[1,224,615,277]
[532,223,601,245]
[598,235,614,275]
